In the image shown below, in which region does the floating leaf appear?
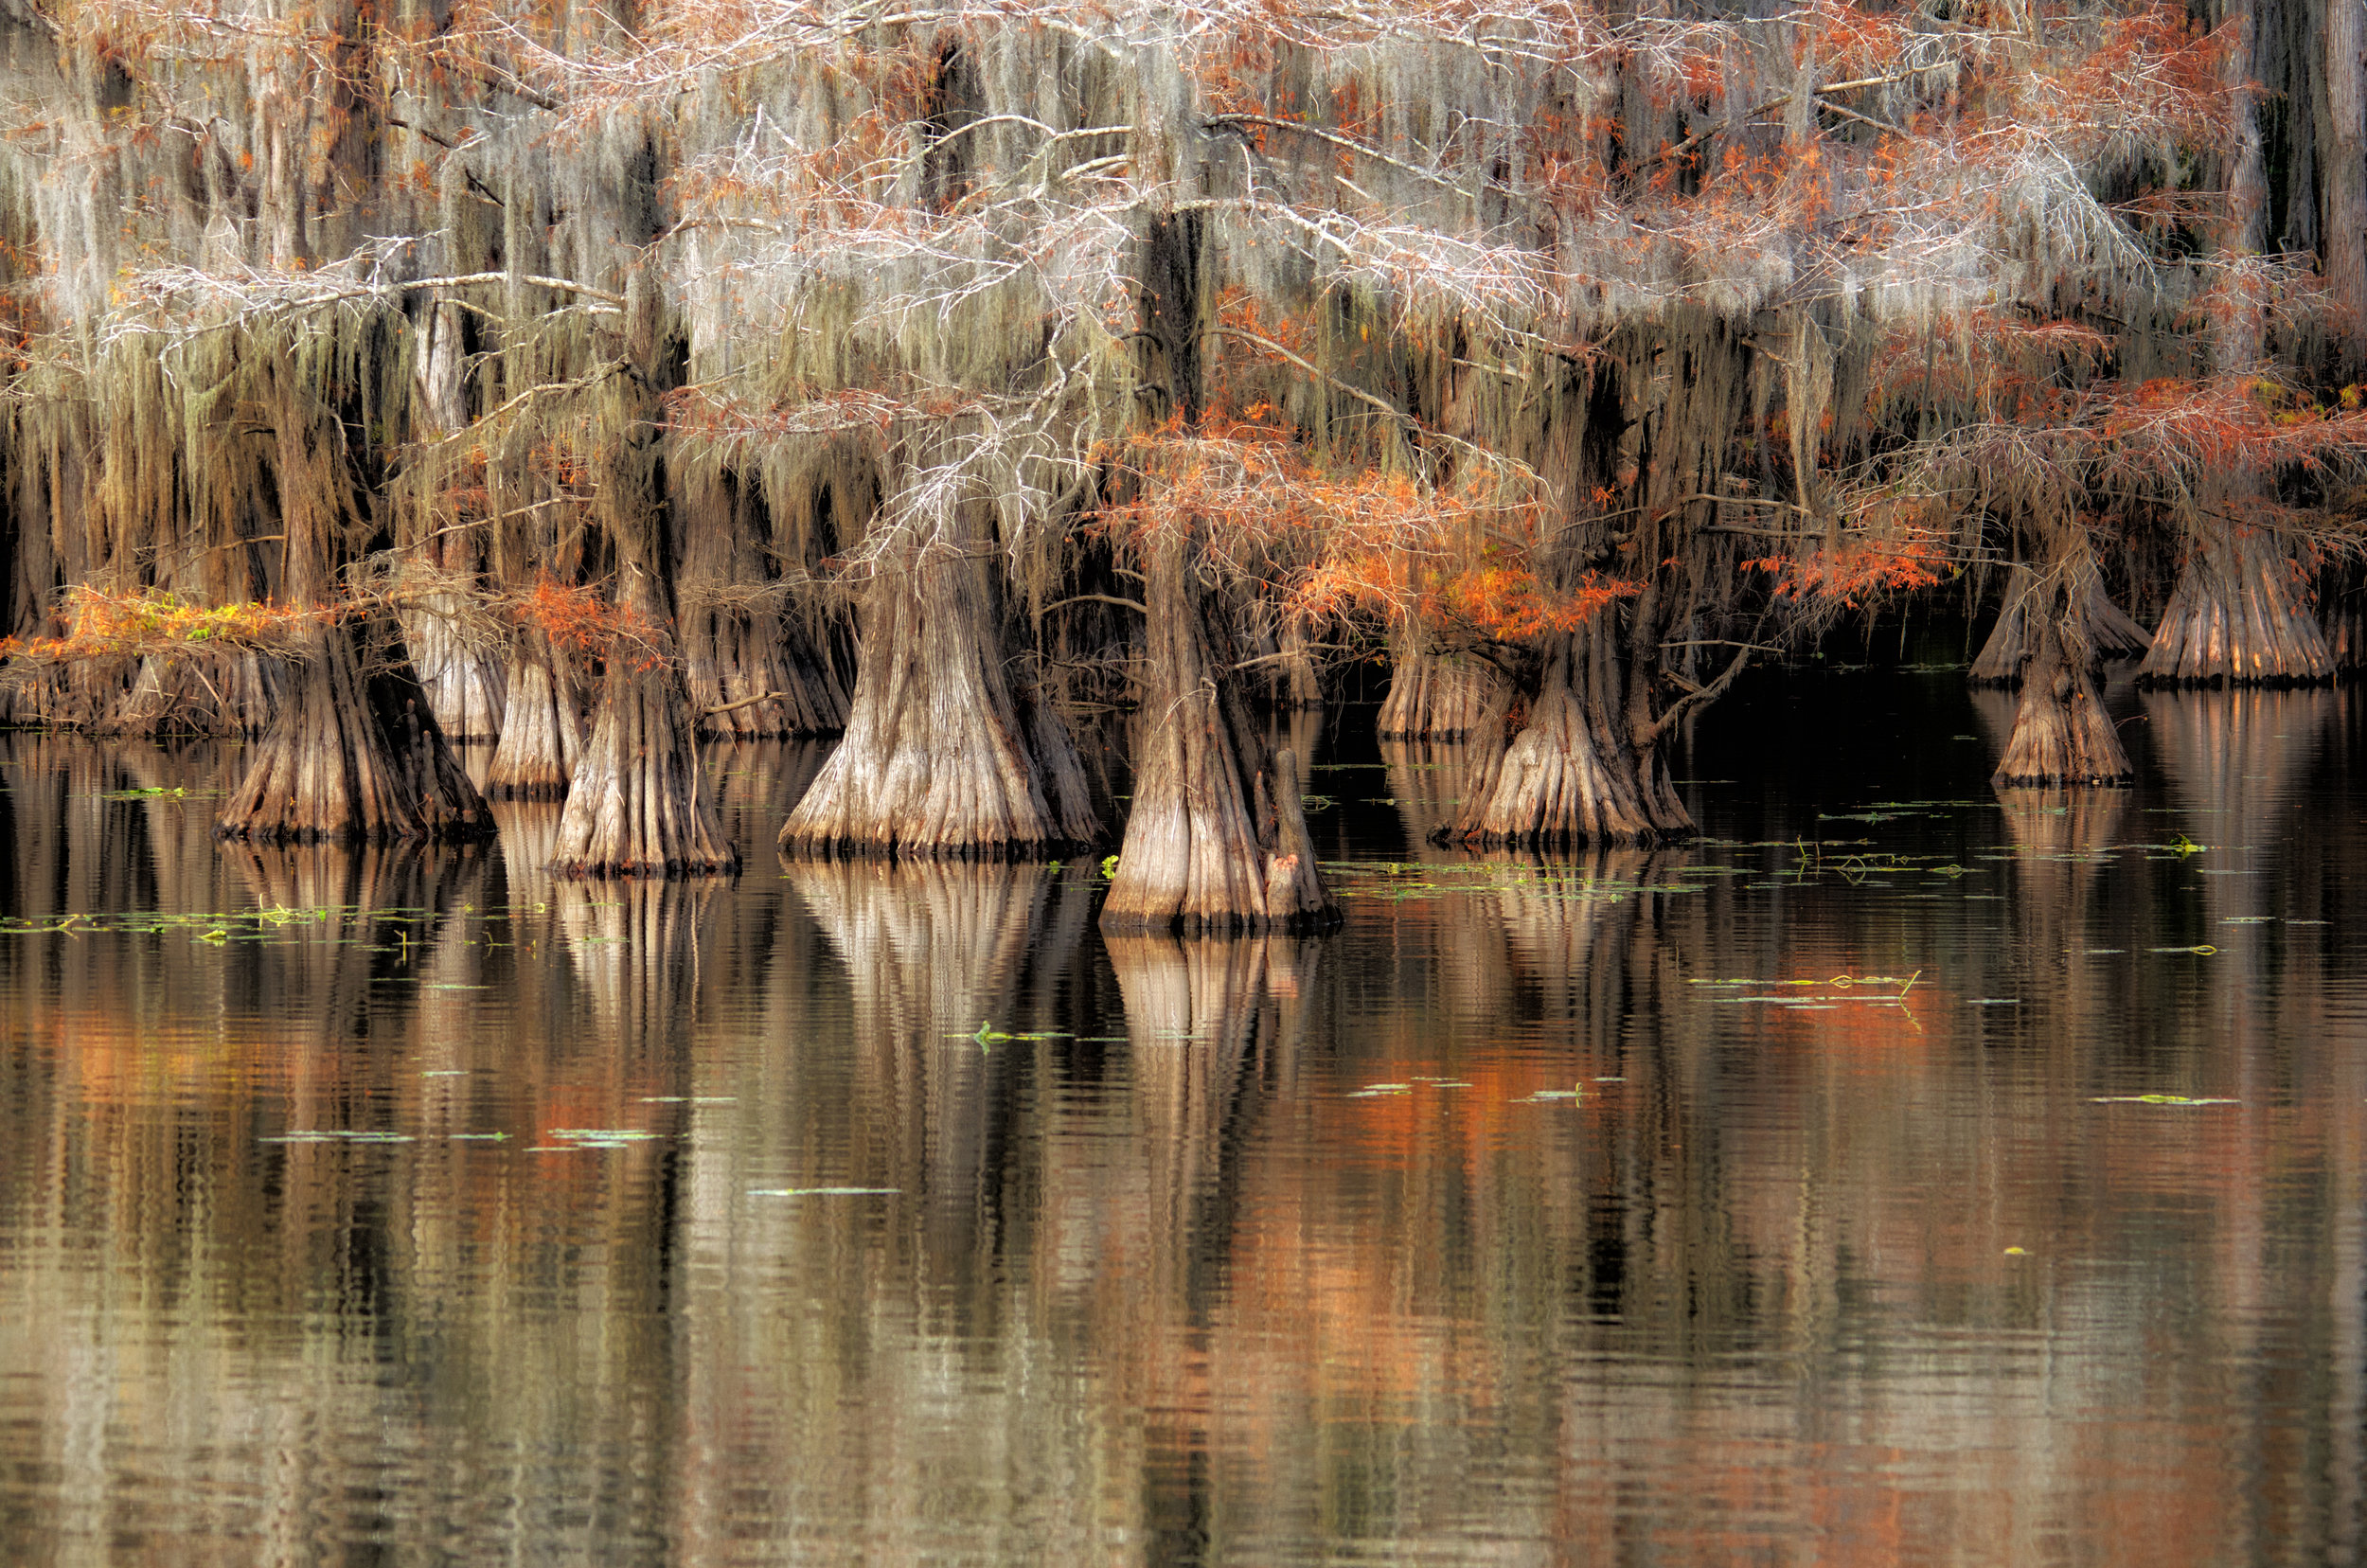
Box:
[263,1130,414,1144]
[2091,1095,2239,1107]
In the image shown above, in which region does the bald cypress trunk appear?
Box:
[1992,540,2134,788]
[547,263,737,878]
[96,651,280,738]
[1100,528,1335,935]
[1247,607,1323,710]
[485,633,583,799]
[1436,611,1693,849]
[217,622,490,843]
[402,598,507,743]
[1971,563,2150,686]
[217,325,490,843]
[546,646,736,876]
[2138,527,2332,686]
[677,468,848,740]
[778,523,1096,860]
[685,601,847,740]
[2323,0,2367,375]
[1378,633,1510,738]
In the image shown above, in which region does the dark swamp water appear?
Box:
[5,666,2367,1565]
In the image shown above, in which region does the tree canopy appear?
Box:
[0,0,2360,904]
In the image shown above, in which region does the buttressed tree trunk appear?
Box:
[777,514,1096,859]
[1436,606,1694,849]
[547,271,737,878]
[546,615,738,875]
[2138,526,2333,686]
[1378,630,1510,738]
[484,631,583,800]
[217,621,491,844]
[1992,539,2134,788]
[401,301,506,743]
[218,355,489,846]
[402,596,507,743]
[1970,563,2151,686]
[677,467,848,740]
[1099,527,1336,935]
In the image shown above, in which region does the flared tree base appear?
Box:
[547,668,738,878]
[2139,529,2332,687]
[403,601,507,744]
[779,541,1096,861]
[1991,675,2134,788]
[1433,641,1692,849]
[1378,648,1509,739]
[216,630,491,844]
[485,643,582,801]
[686,613,849,741]
[1100,536,1337,936]
[1971,565,2151,687]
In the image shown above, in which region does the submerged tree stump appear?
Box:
[2139,527,2333,686]
[217,624,492,844]
[1100,534,1337,935]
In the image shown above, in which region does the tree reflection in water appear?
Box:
[1,693,2366,1562]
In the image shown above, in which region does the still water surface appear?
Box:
[2,668,2365,1564]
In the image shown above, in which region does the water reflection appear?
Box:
[3,686,2367,1562]
[1379,735,1493,851]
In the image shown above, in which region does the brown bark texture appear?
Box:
[685,603,848,740]
[1377,641,1512,738]
[678,469,850,740]
[2322,588,2367,671]
[1970,564,2151,686]
[2137,527,2333,686]
[216,623,493,843]
[1099,533,1337,935]
[98,651,281,737]
[402,599,507,743]
[1991,547,2134,788]
[546,657,738,877]
[778,537,1096,859]
[1434,616,1693,848]
[2323,0,2367,374]
[485,635,584,799]
[1256,612,1323,710]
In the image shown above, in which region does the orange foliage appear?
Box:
[1098,406,1630,643]
[1746,526,1949,606]
[0,586,331,666]
[514,575,667,672]
[1415,564,1639,643]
